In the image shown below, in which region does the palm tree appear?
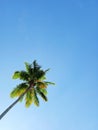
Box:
[0,60,54,120]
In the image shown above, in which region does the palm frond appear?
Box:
[38,75,46,81]
[24,62,32,75]
[37,68,49,81]
[36,70,46,81]
[33,60,41,70]
[45,68,50,73]
[36,82,47,88]
[36,87,48,101]
[44,81,55,86]
[25,89,34,108]
[12,71,20,79]
[12,71,29,81]
[33,89,39,106]
[36,81,55,89]
[40,88,47,95]
[10,83,28,98]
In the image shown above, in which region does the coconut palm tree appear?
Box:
[0,60,55,120]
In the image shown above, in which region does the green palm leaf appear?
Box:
[25,89,34,107]
[34,70,45,81]
[10,83,28,98]
[12,71,20,79]
[36,87,48,101]
[38,75,46,81]
[12,71,29,81]
[37,81,47,88]
[33,89,39,106]
[33,60,41,71]
[44,81,55,86]
[24,62,32,75]
[40,88,47,95]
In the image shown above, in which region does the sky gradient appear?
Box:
[0,0,97,130]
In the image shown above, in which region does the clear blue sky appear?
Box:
[0,0,97,130]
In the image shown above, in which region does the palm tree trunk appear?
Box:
[0,85,33,120]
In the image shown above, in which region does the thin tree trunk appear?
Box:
[0,84,33,120]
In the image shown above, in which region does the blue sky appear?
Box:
[0,0,97,130]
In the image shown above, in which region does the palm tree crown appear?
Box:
[10,60,55,107]
[0,60,54,120]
